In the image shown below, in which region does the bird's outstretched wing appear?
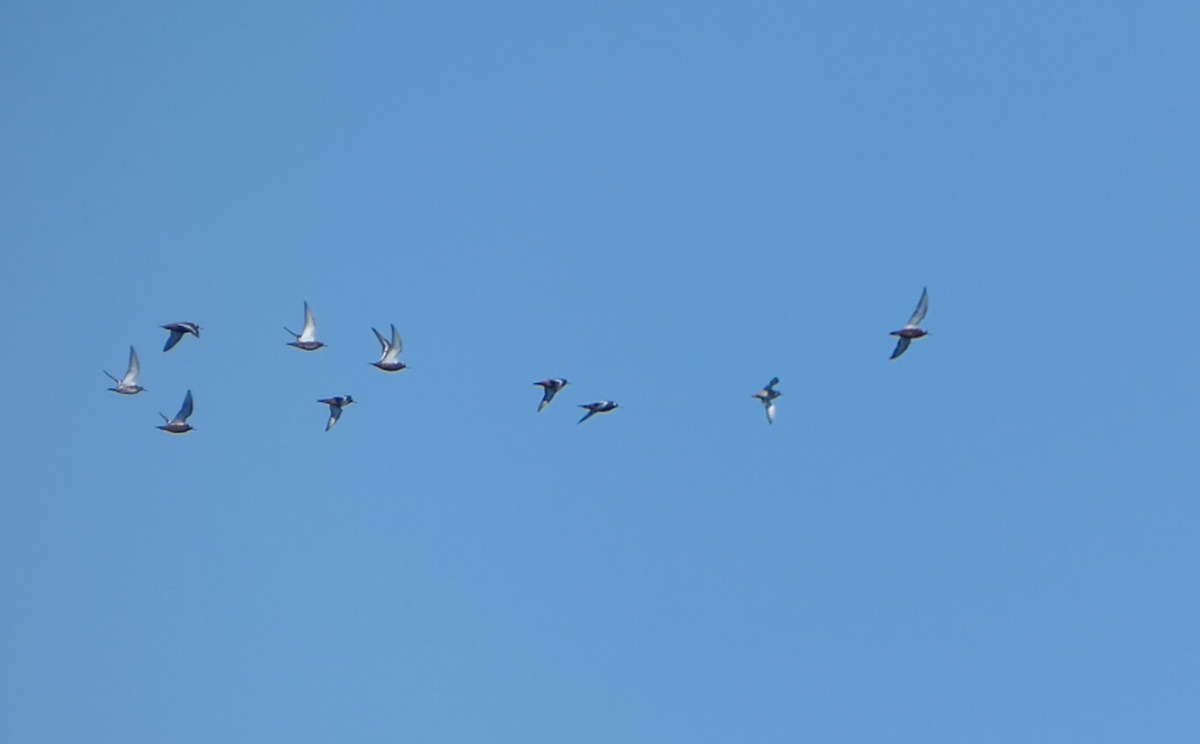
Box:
[765,402,776,425]
[299,302,317,342]
[163,329,184,352]
[372,327,389,354]
[326,405,342,431]
[537,385,556,412]
[890,336,912,360]
[176,390,194,422]
[906,288,929,328]
[124,347,140,385]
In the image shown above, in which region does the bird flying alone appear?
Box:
[318,395,354,431]
[157,390,195,434]
[889,287,929,360]
[578,400,618,424]
[753,377,781,424]
[285,302,325,351]
[105,346,145,395]
[162,322,201,352]
[534,378,568,412]
[370,325,406,371]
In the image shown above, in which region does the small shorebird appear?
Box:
[752,377,781,424]
[157,390,195,434]
[578,400,618,424]
[534,378,568,412]
[889,288,929,360]
[162,322,200,352]
[318,395,354,431]
[285,302,325,351]
[370,325,406,371]
[104,346,145,395]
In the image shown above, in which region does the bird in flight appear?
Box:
[753,377,781,424]
[318,395,354,431]
[578,400,619,424]
[104,346,145,395]
[889,288,929,360]
[162,322,201,352]
[534,378,568,412]
[157,390,195,434]
[370,325,406,371]
[285,302,325,351]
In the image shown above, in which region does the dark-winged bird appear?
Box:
[318,395,354,431]
[534,378,568,412]
[370,325,406,371]
[157,390,195,434]
[162,322,201,352]
[752,377,781,424]
[105,346,145,395]
[285,302,325,351]
[889,288,929,360]
[578,400,619,424]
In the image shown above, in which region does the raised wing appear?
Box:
[163,329,184,352]
[906,287,929,328]
[175,390,194,423]
[372,327,389,354]
[389,325,402,355]
[299,302,317,342]
[123,347,141,385]
[890,336,912,360]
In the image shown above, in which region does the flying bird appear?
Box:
[157,390,195,434]
[578,400,619,424]
[752,377,781,424]
[104,346,145,395]
[889,288,929,360]
[318,395,354,431]
[534,378,568,412]
[370,325,406,371]
[285,302,325,351]
[162,322,201,352]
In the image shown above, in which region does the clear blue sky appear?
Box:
[3,2,1199,741]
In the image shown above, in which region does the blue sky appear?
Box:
[3,1,1199,741]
